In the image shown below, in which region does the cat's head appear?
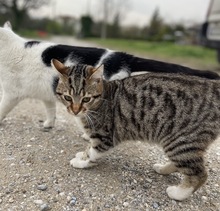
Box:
[51,59,104,117]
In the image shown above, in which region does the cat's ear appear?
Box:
[51,59,69,75]
[3,21,12,30]
[90,65,104,80]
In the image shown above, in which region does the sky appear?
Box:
[33,0,211,27]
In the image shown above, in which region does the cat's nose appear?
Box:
[73,109,80,115]
[72,104,81,115]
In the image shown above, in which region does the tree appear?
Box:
[109,13,121,38]
[0,0,49,30]
[80,15,93,38]
[147,7,163,41]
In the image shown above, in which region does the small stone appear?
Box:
[37,184,47,191]
[202,196,208,202]
[146,178,153,183]
[34,200,44,205]
[123,202,129,207]
[110,194,115,198]
[153,202,159,209]
[0,199,2,204]
[67,196,71,202]
[9,198,14,203]
[40,203,50,211]
[59,192,65,197]
[171,200,177,205]
[69,197,77,206]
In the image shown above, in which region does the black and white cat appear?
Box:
[0,21,219,129]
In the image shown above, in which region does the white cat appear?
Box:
[0,21,218,129]
[0,22,57,129]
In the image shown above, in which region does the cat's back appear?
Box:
[112,73,220,143]
[121,72,220,95]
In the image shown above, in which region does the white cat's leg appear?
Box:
[42,100,56,129]
[70,138,112,168]
[0,94,19,123]
[153,162,177,175]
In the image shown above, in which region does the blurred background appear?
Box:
[0,0,219,71]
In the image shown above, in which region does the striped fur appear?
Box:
[52,60,220,201]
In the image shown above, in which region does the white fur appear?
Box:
[95,49,114,67]
[153,162,177,175]
[109,69,129,81]
[88,147,103,161]
[70,145,104,168]
[153,163,166,174]
[81,133,90,141]
[70,147,101,168]
[70,157,92,168]
[130,71,149,76]
[0,24,57,128]
[166,185,194,201]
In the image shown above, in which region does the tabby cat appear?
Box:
[52,59,220,201]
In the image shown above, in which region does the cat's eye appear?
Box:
[82,97,91,103]
[64,95,72,101]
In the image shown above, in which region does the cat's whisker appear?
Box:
[85,113,95,130]
[86,111,103,126]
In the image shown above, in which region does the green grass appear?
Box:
[88,38,219,70]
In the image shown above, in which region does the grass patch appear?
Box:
[87,38,218,69]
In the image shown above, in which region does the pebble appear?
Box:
[202,196,208,202]
[8,198,14,203]
[69,197,77,206]
[153,202,159,209]
[40,203,50,211]
[37,184,47,191]
[34,200,44,205]
[123,202,129,207]
[0,199,2,204]
[59,192,65,197]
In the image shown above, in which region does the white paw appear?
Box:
[75,151,86,159]
[166,185,194,201]
[153,163,163,174]
[81,133,90,141]
[43,119,55,129]
[70,157,96,169]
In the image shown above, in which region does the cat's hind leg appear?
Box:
[42,100,56,130]
[0,94,19,124]
[153,161,178,175]
[70,138,113,168]
[166,155,207,201]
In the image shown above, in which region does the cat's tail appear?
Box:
[130,56,220,80]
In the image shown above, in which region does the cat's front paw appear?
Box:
[166,185,194,201]
[70,157,97,169]
[43,119,55,130]
[153,163,164,174]
[75,151,87,159]
[81,133,90,141]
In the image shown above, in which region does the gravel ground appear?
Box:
[0,37,220,211]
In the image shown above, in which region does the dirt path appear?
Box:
[0,36,219,211]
